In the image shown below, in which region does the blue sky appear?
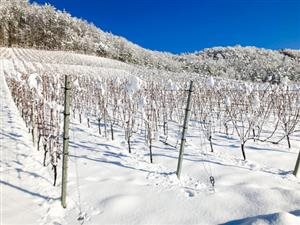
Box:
[30,0,300,53]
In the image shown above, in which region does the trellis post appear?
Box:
[61,75,71,208]
[176,80,193,179]
[293,150,300,177]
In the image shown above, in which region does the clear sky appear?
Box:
[30,0,300,54]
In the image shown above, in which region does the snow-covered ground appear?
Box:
[1,49,300,225]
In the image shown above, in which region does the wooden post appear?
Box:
[293,150,300,177]
[61,75,71,208]
[176,81,193,179]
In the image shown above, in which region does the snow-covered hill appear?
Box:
[1,0,299,83]
[1,47,300,225]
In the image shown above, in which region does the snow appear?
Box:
[225,96,231,107]
[126,75,141,95]
[281,76,290,86]
[221,211,300,225]
[1,49,300,225]
[73,78,80,90]
[27,73,42,97]
[252,93,260,110]
[207,76,215,88]
[166,79,179,91]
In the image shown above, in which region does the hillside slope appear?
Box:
[1,47,300,225]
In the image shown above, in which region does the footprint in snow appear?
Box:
[52,222,62,225]
[184,189,195,198]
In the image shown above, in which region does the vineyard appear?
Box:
[1,47,300,225]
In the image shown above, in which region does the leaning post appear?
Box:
[61,75,71,208]
[176,80,193,179]
[293,150,300,177]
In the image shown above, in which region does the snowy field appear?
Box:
[1,48,300,225]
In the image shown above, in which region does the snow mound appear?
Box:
[27,73,42,92]
[206,76,215,88]
[126,76,141,95]
[222,211,300,225]
[165,79,179,91]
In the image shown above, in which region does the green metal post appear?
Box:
[61,75,71,208]
[176,81,193,179]
[293,150,300,177]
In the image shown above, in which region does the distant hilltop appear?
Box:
[0,0,299,83]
